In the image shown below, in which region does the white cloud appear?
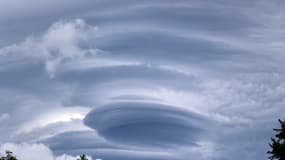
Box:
[0,19,142,78]
[43,19,96,59]
[41,19,98,77]
[17,107,90,134]
[0,19,98,78]
[0,143,53,160]
[55,154,93,160]
[11,106,92,142]
[0,143,93,160]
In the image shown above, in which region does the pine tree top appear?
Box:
[268,119,285,160]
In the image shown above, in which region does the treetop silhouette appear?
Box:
[0,150,17,160]
[77,154,88,160]
[268,119,285,160]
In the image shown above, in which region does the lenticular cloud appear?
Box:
[84,102,208,148]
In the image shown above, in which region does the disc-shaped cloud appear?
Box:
[84,102,207,148]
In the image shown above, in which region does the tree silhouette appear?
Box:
[268,119,285,160]
[77,154,88,160]
[0,150,17,160]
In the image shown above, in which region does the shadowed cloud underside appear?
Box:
[84,102,207,147]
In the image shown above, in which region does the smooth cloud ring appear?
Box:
[84,102,208,148]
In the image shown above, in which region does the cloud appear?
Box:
[10,106,92,142]
[0,19,144,79]
[0,114,9,122]
[42,19,98,77]
[0,143,54,160]
[0,143,93,160]
[16,107,89,134]
[56,154,92,160]
[43,131,113,154]
[0,19,98,78]
[0,1,285,160]
[43,131,183,160]
[84,102,209,148]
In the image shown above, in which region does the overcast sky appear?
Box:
[0,0,285,160]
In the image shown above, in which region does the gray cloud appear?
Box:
[0,0,285,160]
[44,131,183,160]
[84,102,209,148]
[43,131,113,153]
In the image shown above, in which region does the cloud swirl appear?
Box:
[0,1,285,160]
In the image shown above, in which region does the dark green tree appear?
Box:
[77,154,88,160]
[0,150,17,160]
[268,119,285,160]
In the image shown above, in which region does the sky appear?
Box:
[0,0,285,160]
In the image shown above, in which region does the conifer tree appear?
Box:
[268,119,285,160]
[77,154,88,160]
[0,150,17,160]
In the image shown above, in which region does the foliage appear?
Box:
[268,119,285,160]
[0,150,17,160]
[77,154,88,160]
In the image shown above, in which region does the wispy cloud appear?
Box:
[0,1,285,160]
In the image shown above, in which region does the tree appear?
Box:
[77,154,88,160]
[0,150,17,160]
[268,119,285,160]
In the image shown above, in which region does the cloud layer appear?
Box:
[1,0,285,160]
[84,102,208,148]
